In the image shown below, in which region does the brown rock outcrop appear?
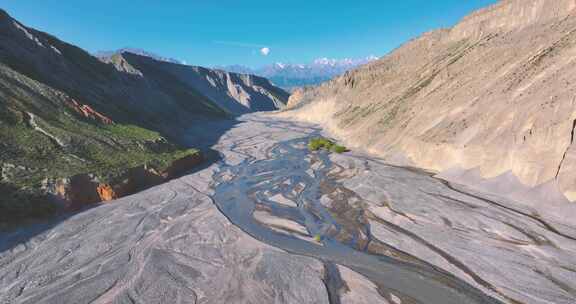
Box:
[48,174,103,209]
[281,0,576,202]
[44,153,203,209]
[96,184,116,201]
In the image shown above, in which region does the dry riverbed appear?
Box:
[1,114,575,304]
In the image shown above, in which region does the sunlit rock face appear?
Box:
[448,0,576,40]
[282,0,576,205]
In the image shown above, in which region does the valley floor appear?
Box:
[1,114,575,304]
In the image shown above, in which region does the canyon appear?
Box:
[1,114,575,304]
[42,151,203,210]
[2,0,576,303]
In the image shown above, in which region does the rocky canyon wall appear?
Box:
[43,153,203,210]
[282,0,576,214]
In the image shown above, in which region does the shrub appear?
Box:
[307,137,348,154]
[308,137,331,151]
[307,139,323,151]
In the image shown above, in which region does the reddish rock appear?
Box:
[67,99,114,124]
[44,152,203,209]
[49,174,102,210]
[97,184,116,201]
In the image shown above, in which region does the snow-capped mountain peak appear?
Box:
[217,55,379,90]
[313,57,336,66]
[312,56,378,67]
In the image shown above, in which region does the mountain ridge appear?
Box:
[99,52,288,114]
[95,47,185,65]
[0,9,286,228]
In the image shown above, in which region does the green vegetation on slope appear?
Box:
[0,97,199,228]
[0,108,197,187]
[307,137,348,153]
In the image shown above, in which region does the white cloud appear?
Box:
[260,47,270,56]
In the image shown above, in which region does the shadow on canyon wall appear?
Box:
[0,117,241,253]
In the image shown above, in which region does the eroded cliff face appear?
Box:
[156,64,289,114]
[43,153,203,209]
[282,0,576,204]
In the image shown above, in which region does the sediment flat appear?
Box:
[1,114,575,304]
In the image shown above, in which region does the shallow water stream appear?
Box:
[212,135,503,304]
[2,114,575,304]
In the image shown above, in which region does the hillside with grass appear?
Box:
[0,60,202,228]
[0,9,286,229]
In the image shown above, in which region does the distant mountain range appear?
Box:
[95,48,379,90]
[216,56,379,90]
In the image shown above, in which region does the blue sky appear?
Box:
[2,0,497,68]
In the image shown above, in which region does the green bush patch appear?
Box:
[307,137,349,154]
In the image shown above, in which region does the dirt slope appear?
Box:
[283,0,576,207]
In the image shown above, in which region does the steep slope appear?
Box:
[144,58,288,114]
[283,0,576,209]
[0,9,226,131]
[98,51,288,114]
[0,56,202,228]
[0,9,285,228]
